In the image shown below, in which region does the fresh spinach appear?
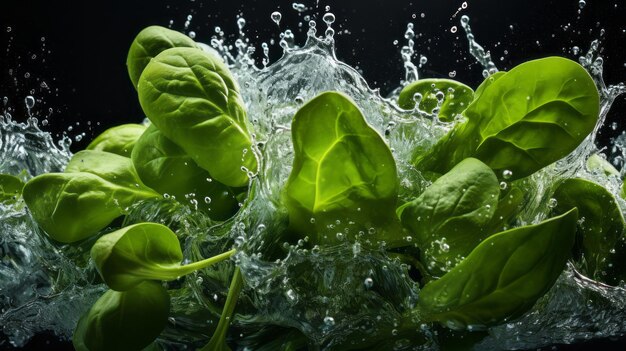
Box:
[415,57,600,181]
[399,158,500,276]
[127,25,197,89]
[552,178,626,284]
[0,174,24,203]
[131,124,240,220]
[419,209,578,329]
[73,281,170,351]
[86,123,147,157]
[398,78,474,122]
[91,222,236,291]
[282,91,401,245]
[138,47,257,188]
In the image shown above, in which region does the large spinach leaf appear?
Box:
[282,91,400,245]
[415,57,599,180]
[419,209,577,328]
[138,47,257,187]
[398,78,474,122]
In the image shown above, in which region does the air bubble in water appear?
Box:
[324,316,336,326]
[271,11,282,26]
[292,3,306,12]
[24,96,35,110]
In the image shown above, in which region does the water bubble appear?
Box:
[450,26,458,33]
[548,198,558,208]
[499,181,508,190]
[188,31,196,39]
[325,5,331,11]
[204,196,212,204]
[502,170,513,179]
[419,55,428,65]
[448,70,457,78]
[271,11,282,26]
[324,316,336,326]
[461,1,468,9]
[364,277,374,289]
[461,15,470,25]
[237,18,246,31]
[579,0,586,9]
[292,3,306,12]
[323,12,336,25]
[24,96,35,110]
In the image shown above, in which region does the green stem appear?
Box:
[174,249,237,277]
[199,267,244,351]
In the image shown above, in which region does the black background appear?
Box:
[1,0,626,350]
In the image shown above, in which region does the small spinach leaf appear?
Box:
[127,25,197,89]
[91,222,236,291]
[282,91,400,245]
[86,124,147,157]
[138,47,257,187]
[419,209,577,329]
[398,79,474,122]
[73,281,169,351]
[0,174,25,203]
[399,158,499,276]
[552,178,626,284]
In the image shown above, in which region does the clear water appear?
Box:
[1,5,626,351]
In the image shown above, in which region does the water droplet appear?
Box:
[450,26,458,33]
[461,1,468,9]
[323,13,336,25]
[579,0,586,9]
[499,181,508,190]
[237,17,246,31]
[502,170,513,179]
[324,316,336,326]
[271,11,282,26]
[548,198,558,208]
[24,96,35,110]
[364,277,374,289]
[292,2,306,12]
[188,31,196,39]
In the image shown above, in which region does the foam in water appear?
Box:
[1,4,626,350]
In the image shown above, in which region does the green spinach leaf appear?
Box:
[138,47,257,187]
[23,171,157,243]
[398,78,474,122]
[552,178,626,284]
[419,209,577,329]
[73,281,169,351]
[131,125,240,220]
[87,124,147,157]
[127,25,197,89]
[282,91,400,245]
[399,158,499,276]
[91,222,236,291]
[0,174,24,203]
[415,57,599,181]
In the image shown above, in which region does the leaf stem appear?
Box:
[175,249,236,276]
[199,266,244,351]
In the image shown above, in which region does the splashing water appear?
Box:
[1,5,626,351]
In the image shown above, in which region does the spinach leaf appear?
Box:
[282,91,400,245]
[472,71,506,101]
[91,222,236,291]
[199,267,243,351]
[419,209,578,329]
[399,158,499,276]
[127,25,197,89]
[552,178,626,284]
[483,186,524,234]
[86,124,147,157]
[65,150,157,195]
[398,78,474,122]
[131,125,240,220]
[138,47,257,187]
[73,281,169,351]
[415,57,599,181]
[23,172,158,243]
[0,174,24,203]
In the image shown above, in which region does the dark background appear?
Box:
[1,0,626,350]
